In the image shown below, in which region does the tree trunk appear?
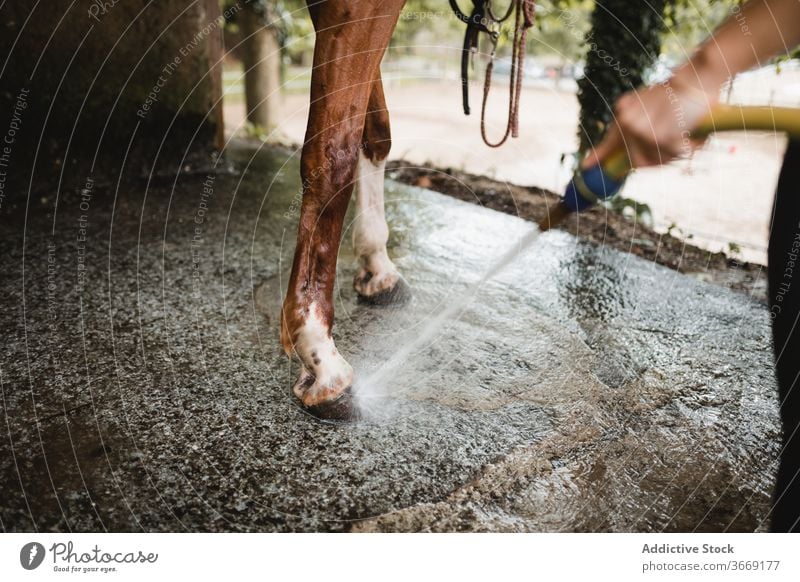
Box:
[576,0,666,154]
[240,5,281,130]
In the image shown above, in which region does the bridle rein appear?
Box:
[449,0,537,147]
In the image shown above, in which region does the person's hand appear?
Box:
[581,74,722,170]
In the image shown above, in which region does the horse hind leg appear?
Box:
[352,75,410,305]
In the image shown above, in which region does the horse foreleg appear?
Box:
[281,2,405,407]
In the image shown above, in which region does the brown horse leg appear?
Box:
[352,73,408,303]
[281,2,405,407]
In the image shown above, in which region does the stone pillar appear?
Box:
[240,2,282,131]
[0,0,227,174]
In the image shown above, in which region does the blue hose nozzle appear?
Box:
[562,158,628,213]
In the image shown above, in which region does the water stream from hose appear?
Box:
[353,225,543,408]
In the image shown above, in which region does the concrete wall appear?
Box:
[0,0,226,168]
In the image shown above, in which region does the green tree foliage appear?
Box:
[393,0,464,52]
[530,0,593,62]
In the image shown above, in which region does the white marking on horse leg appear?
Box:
[353,151,400,297]
[292,302,353,406]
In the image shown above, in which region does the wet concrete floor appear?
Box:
[0,142,781,531]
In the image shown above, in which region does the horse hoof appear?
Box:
[357,275,412,306]
[303,387,361,424]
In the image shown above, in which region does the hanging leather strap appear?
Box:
[450,0,537,147]
[450,0,495,115]
[481,0,536,147]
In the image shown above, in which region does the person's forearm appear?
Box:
[673,0,800,95]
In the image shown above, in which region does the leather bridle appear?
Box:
[450,0,537,147]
